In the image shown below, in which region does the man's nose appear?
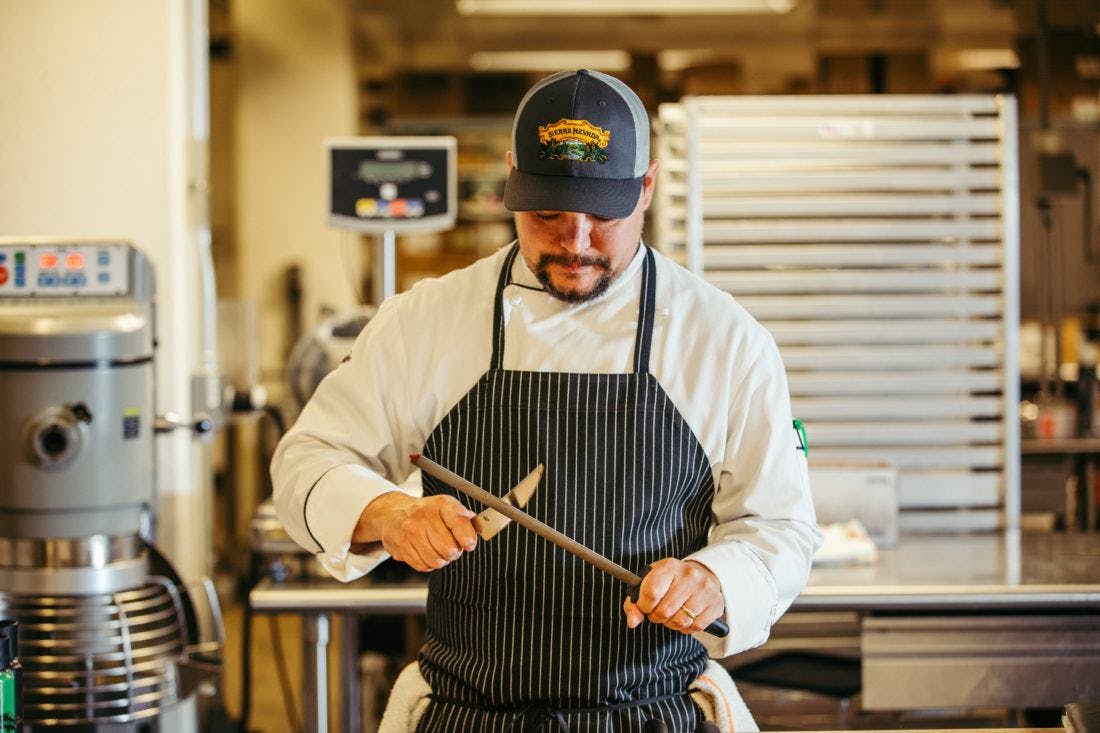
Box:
[559,213,593,252]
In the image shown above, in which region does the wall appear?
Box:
[0,0,211,586]
[232,0,360,384]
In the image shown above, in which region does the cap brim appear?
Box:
[504,169,643,220]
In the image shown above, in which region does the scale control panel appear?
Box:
[327,136,457,233]
[0,243,131,297]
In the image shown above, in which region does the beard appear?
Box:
[533,253,614,303]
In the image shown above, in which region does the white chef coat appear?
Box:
[271,242,822,659]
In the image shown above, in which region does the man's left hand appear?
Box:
[623,558,724,635]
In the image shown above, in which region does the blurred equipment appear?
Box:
[326,136,457,303]
[285,305,376,410]
[251,498,321,580]
[808,461,898,548]
[0,240,220,730]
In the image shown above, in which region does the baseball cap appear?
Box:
[503,69,650,220]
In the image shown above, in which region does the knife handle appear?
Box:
[703,618,730,638]
[627,571,730,639]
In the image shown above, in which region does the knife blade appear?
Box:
[471,464,543,540]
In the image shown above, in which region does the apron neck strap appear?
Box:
[491,242,657,375]
[633,245,657,375]
[490,243,521,371]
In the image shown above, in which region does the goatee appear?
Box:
[534,253,613,303]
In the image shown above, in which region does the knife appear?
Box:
[411,453,729,639]
[471,464,543,540]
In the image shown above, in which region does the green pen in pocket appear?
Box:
[0,622,13,733]
[793,418,808,457]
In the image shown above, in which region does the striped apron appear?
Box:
[416,244,716,732]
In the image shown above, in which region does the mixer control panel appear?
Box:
[0,243,131,297]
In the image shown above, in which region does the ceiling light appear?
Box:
[952,49,1020,71]
[457,0,795,15]
[658,50,744,72]
[469,50,632,72]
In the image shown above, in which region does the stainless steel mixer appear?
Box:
[0,238,219,730]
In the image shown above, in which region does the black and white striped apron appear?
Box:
[416,244,716,732]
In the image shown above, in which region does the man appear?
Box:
[273,69,821,732]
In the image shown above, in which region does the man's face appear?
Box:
[509,157,660,303]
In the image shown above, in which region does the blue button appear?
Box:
[14,278,24,287]
[0,252,7,264]
[97,272,110,284]
[14,265,25,276]
[97,253,110,266]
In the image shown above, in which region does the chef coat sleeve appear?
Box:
[270,299,423,582]
[685,335,823,659]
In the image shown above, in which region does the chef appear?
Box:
[272,69,821,732]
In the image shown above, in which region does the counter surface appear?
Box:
[251,531,1100,613]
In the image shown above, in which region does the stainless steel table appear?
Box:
[251,532,1100,731]
[802,530,1100,609]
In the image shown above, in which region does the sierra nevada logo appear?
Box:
[537,118,611,164]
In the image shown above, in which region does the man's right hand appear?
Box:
[353,492,479,572]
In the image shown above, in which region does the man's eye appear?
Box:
[535,212,559,221]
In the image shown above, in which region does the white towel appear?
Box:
[689,658,759,732]
[379,658,758,732]
[377,661,431,733]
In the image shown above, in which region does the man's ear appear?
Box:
[505,150,514,171]
[639,159,660,211]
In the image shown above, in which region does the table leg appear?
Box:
[341,613,361,733]
[302,613,330,733]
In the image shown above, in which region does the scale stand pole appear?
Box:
[373,229,397,304]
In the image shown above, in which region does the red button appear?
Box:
[0,267,8,286]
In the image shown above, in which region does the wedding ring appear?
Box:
[679,606,698,621]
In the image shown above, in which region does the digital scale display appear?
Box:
[0,243,131,297]
[356,160,427,185]
[327,136,457,233]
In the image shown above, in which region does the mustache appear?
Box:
[536,253,611,270]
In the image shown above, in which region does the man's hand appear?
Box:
[353,492,478,572]
[623,558,724,635]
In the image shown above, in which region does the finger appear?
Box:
[634,565,675,615]
[424,520,464,562]
[672,595,709,633]
[439,503,479,551]
[434,494,475,521]
[409,528,450,570]
[649,586,695,626]
[679,602,722,635]
[695,606,725,634]
[622,597,645,629]
[389,540,432,573]
[646,574,694,624]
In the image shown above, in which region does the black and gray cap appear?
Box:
[503,69,650,220]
